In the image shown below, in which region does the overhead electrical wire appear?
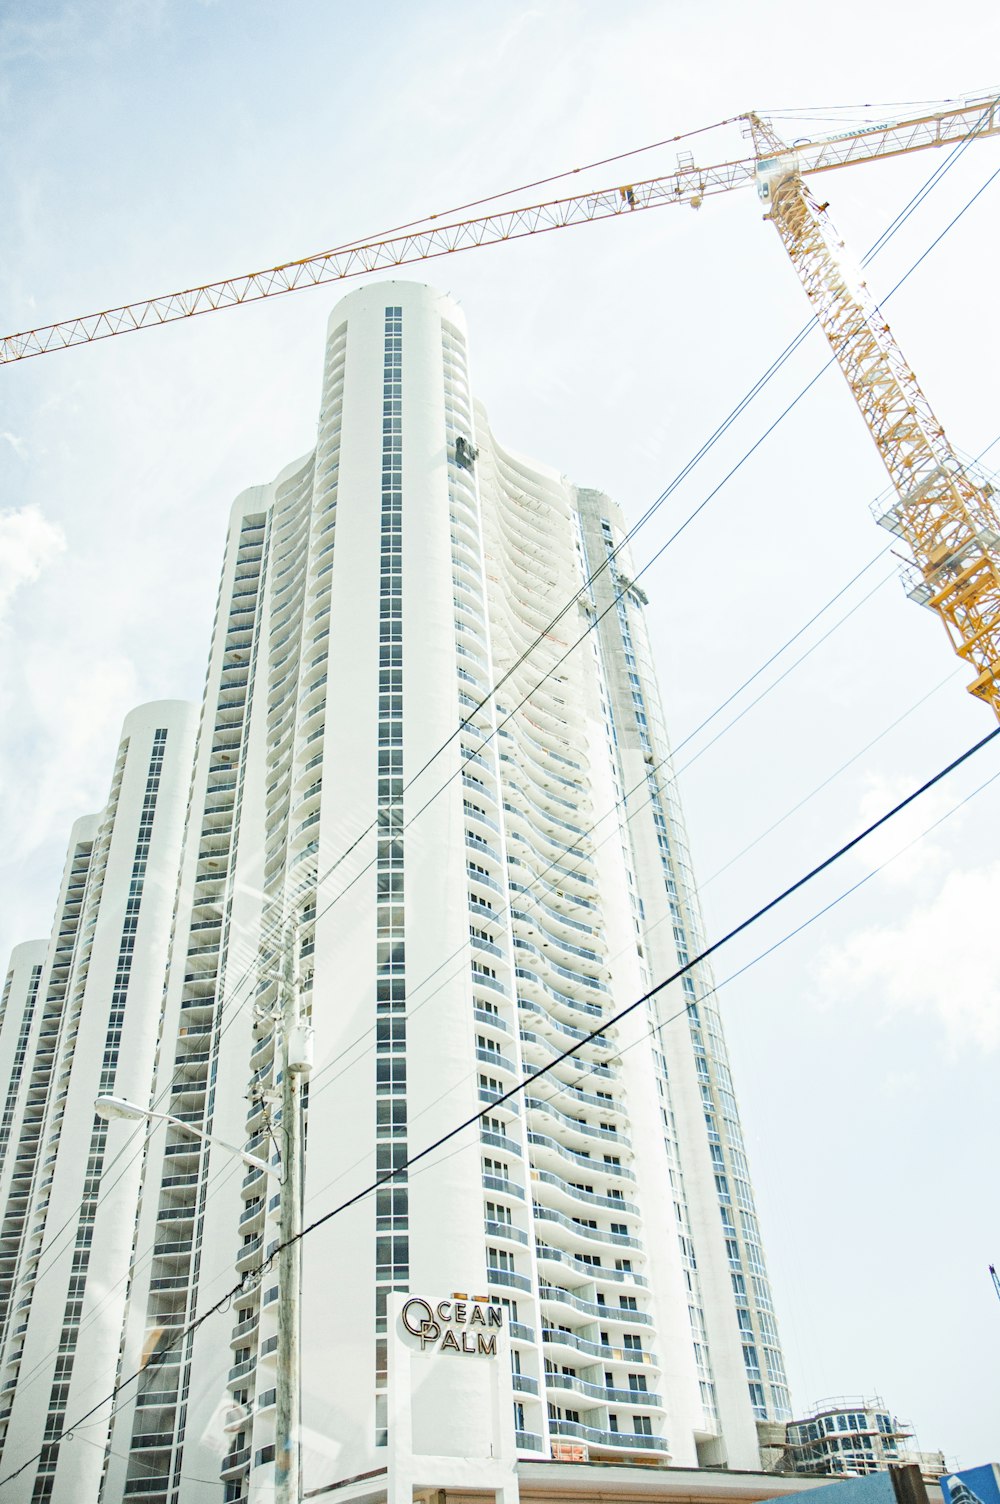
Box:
[306,729,1000,1233]
[4,103,994,1444]
[13,124,1000,1353]
[25,409,982,1425]
[699,666,960,890]
[7,117,991,1429]
[301,545,911,1115]
[3,722,995,1494]
[218,730,1000,1259]
[283,114,1000,954]
[7,465,894,1402]
[142,101,994,1067]
[13,129,990,1372]
[308,581,970,1159]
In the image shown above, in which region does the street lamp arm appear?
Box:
[94,1095,280,1180]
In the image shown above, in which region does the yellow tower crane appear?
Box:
[4,94,1000,711]
[748,108,1000,717]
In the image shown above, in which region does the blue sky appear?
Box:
[2,0,999,1467]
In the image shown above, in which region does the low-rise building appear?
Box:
[784,1399,945,1482]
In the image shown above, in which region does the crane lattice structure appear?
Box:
[4,93,1000,715]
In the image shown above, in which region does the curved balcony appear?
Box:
[238,1200,266,1230]
[515,965,603,1026]
[478,1086,519,1121]
[504,810,594,880]
[525,1098,629,1153]
[484,1219,529,1247]
[235,1236,263,1272]
[527,1129,635,1183]
[482,1173,525,1201]
[535,1243,647,1289]
[509,883,598,939]
[504,725,585,783]
[474,1006,509,1036]
[506,840,595,904]
[472,969,510,1000]
[508,757,582,815]
[486,1266,532,1294]
[548,1418,669,1456]
[517,1002,615,1062]
[467,864,503,898]
[505,783,592,850]
[545,1371,662,1410]
[513,940,609,1003]
[541,1325,659,1370]
[476,1046,518,1076]
[510,909,606,978]
[480,1125,522,1157]
[519,1026,615,1079]
[465,831,503,868]
[471,932,505,962]
[512,707,581,768]
[538,1078,628,1121]
[465,803,501,838]
[532,1204,641,1253]
[530,1167,637,1218]
[502,769,582,826]
[462,771,497,806]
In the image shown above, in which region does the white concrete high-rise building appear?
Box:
[0,703,197,1502]
[0,283,791,1503]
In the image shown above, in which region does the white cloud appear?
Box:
[0,646,139,864]
[850,769,965,886]
[0,504,65,620]
[1,431,26,458]
[817,860,1000,1051]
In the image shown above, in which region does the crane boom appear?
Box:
[1,94,997,365]
[749,110,1000,718]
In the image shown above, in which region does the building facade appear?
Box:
[0,283,790,1502]
[0,703,198,1502]
[784,1399,923,1478]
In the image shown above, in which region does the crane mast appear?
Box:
[748,112,1000,719]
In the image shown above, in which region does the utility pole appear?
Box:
[275,914,311,1504]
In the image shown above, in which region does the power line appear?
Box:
[4,721,993,1494]
[0,473,896,1411]
[306,723,1000,1246]
[300,131,1000,944]
[256,726,1000,1258]
[699,666,959,890]
[4,113,993,1461]
[8,145,993,1436]
[146,106,995,1087]
[302,544,910,1115]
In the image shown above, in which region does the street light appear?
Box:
[95,1095,275,1177]
[96,1067,307,1504]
